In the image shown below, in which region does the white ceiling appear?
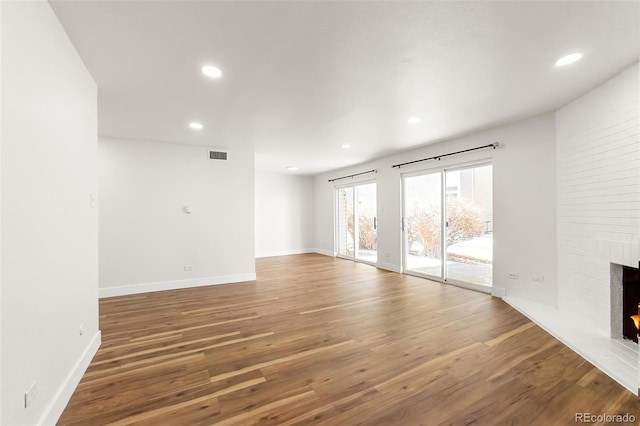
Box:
[50,1,639,175]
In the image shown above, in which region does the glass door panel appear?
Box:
[444,165,493,286]
[403,173,442,278]
[337,186,354,257]
[356,183,377,263]
[336,182,377,264]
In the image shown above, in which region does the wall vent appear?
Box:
[209,150,228,160]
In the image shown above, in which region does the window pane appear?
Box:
[404,173,442,277]
[356,183,377,263]
[445,165,493,286]
[337,187,354,256]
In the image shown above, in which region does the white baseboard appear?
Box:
[491,286,506,298]
[313,248,335,257]
[445,278,492,294]
[255,248,314,258]
[99,273,257,298]
[39,330,101,426]
[376,261,402,273]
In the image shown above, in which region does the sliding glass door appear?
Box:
[403,164,493,289]
[336,182,377,263]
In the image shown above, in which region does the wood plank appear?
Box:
[213,390,317,426]
[299,292,411,315]
[128,315,260,342]
[208,339,354,383]
[105,378,266,426]
[483,321,537,347]
[92,332,241,365]
[83,333,274,380]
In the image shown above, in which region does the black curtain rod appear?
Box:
[328,169,377,183]
[391,142,500,169]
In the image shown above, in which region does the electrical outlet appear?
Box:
[79,323,84,336]
[184,265,193,271]
[507,273,519,280]
[532,275,545,283]
[25,382,38,408]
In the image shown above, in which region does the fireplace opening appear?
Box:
[611,262,640,344]
[621,264,639,343]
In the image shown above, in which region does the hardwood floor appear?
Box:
[58,254,638,425]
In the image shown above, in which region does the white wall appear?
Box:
[314,114,558,304]
[1,2,100,425]
[255,172,315,257]
[99,137,255,297]
[556,63,640,334]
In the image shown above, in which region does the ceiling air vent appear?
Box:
[209,150,227,160]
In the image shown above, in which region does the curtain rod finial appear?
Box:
[493,142,500,148]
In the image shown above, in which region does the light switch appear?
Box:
[183,205,192,214]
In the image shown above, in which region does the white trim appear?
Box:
[255,248,314,258]
[332,177,377,189]
[336,255,379,269]
[403,269,491,294]
[376,262,401,273]
[491,286,506,298]
[38,331,101,426]
[445,278,492,294]
[404,269,443,283]
[99,273,257,298]
[355,258,377,267]
[314,248,335,257]
[398,156,494,176]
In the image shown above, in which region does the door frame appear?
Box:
[334,179,378,267]
[401,160,493,293]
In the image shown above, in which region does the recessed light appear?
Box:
[201,65,223,78]
[189,122,203,130]
[555,53,583,67]
[286,166,299,171]
[341,144,351,149]
[407,116,421,124]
